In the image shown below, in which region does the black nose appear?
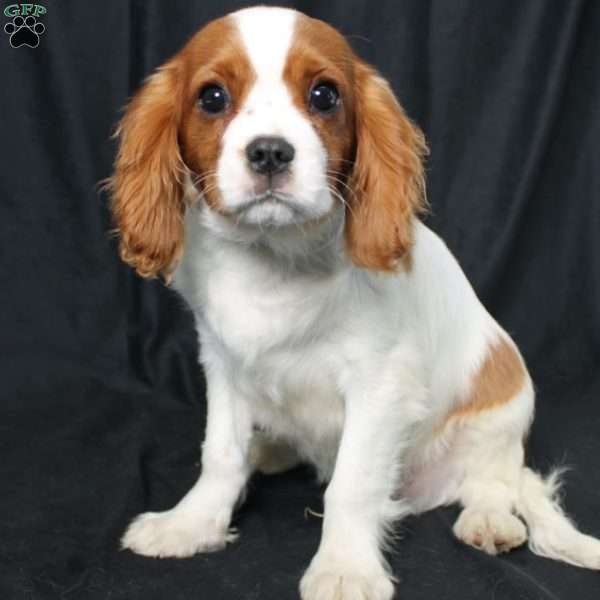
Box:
[246,136,295,175]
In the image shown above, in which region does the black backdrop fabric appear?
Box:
[1,0,599,598]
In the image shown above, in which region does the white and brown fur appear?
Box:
[110,7,600,600]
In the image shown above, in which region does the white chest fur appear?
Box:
[172,220,366,474]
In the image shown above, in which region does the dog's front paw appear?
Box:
[121,509,238,558]
[300,556,394,600]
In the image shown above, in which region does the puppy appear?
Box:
[110,6,600,599]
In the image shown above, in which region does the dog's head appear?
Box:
[110,6,427,279]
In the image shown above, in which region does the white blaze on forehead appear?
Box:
[233,7,297,81]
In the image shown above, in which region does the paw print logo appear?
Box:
[4,15,45,48]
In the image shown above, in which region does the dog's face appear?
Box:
[111,7,427,279]
[179,9,354,229]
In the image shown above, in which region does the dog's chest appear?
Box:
[199,254,345,358]
[184,251,347,445]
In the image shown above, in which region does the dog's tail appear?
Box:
[515,467,600,569]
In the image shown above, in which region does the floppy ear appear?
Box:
[345,62,428,271]
[110,60,186,280]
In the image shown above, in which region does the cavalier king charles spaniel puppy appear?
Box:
[110,6,600,599]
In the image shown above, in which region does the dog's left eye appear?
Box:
[198,84,229,114]
[309,82,340,113]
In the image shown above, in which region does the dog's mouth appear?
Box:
[230,190,315,228]
[235,190,301,214]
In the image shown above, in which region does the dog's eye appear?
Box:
[198,84,229,114]
[309,82,340,113]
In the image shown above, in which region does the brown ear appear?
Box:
[110,61,186,280]
[345,62,428,271]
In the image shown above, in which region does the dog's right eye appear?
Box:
[198,85,229,114]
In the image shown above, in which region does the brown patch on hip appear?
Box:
[441,336,526,428]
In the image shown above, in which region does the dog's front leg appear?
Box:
[300,351,427,600]
[121,352,253,558]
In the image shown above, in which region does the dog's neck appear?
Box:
[197,201,347,277]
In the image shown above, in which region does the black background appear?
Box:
[1,1,599,598]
